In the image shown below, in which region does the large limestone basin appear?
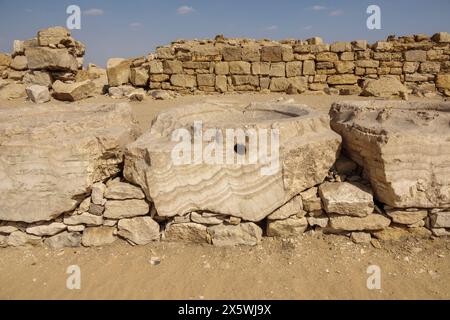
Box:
[124,101,341,221]
[330,100,450,208]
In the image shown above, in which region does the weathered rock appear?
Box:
[300,187,322,212]
[103,200,149,219]
[0,53,11,67]
[23,70,52,87]
[82,227,117,247]
[430,212,450,228]
[307,215,329,228]
[329,214,391,231]
[7,231,41,247]
[436,74,450,90]
[190,212,224,225]
[207,223,262,246]
[10,55,28,71]
[330,101,450,208]
[26,222,66,236]
[351,232,371,244]
[267,195,304,220]
[89,203,105,216]
[130,67,149,87]
[371,227,410,241]
[64,213,103,226]
[151,90,173,100]
[0,83,26,99]
[386,210,428,225]
[37,26,72,46]
[0,103,141,223]
[67,225,85,232]
[431,228,450,237]
[165,222,209,243]
[26,85,50,103]
[118,216,160,245]
[127,88,146,101]
[124,102,341,221]
[52,80,95,101]
[319,182,374,217]
[25,47,78,71]
[91,182,106,205]
[107,58,132,87]
[44,231,81,249]
[266,216,308,237]
[170,74,197,88]
[104,182,145,200]
[361,76,408,98]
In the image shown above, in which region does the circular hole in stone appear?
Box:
[234,143,246,155]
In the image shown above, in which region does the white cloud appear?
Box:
[83,8,104,16]
[177,5,195,15]
[129,22,142,30]
[311,5,327,11]
[266,25,278,31]
[329,9,344,16]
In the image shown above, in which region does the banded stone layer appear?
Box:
[0,103,141,223]
[330,100,450,208]
[124,101,341,221]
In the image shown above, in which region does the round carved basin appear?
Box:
[124,101,341,222]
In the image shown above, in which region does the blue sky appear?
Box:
[1,0,449,66]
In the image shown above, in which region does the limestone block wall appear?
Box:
[112,32,450,97]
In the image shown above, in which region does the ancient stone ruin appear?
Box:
[0,97,449,248]
[1,27,450,102]
[0,26,449,248]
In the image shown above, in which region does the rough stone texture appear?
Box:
[330,101,450,208]
[266,216,308,237]
[387,210,428,225]
[319,182,374,217]
[207,223,262,247]
[0,83,27,100]
[190,212,224,225]
[165,222,210,243]
[25,47,78,72]
[37,26,71,46]
[361,76,408,98]
[44,231,81,249]
[350,232,371,244]
[117,216,160,245]
[7,231,41,247]
[267,195,304,220]
[91,182,106,205]
[103,200,149,219]
[81,227,117,247]
[107,58,132,87]
[25,85,50,103]
[26,222,66,236]
[64,213,103,226]
[329,214,391,231]
[124,102,341,221]
[430,212,450,228]
[104,182,145,200]
[0,103,141,223]
[52,80,95,101]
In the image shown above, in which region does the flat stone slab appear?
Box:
[330,100,450,208]
[0,103,141,223]
[319,182,374,217]
[124,101,341,222]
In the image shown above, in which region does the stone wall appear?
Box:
[108,32,450,97]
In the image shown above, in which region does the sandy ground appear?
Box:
[0,92,449,300]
